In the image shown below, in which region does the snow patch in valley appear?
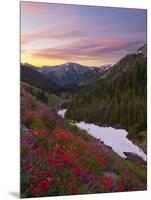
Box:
[58,109,67,118]
[76,122,146,161]
[58,109,147,161]
[74,65,79,74]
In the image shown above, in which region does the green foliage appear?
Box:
[21,82,62,111]
[66,56,147,143]
[67,122,94,142]
[124,160,147,183]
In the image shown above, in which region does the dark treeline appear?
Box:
[66,55,147,143]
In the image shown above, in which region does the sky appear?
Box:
[21,2,147,67]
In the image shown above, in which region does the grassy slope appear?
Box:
[21,85,146,198]
[21,82,72,111]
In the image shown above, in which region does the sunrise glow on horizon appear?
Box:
[21,2,147,67]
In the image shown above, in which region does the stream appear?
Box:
[58,109,147,162]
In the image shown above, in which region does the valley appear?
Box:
[58,109,146,162]
[21,44,147,197]
[20,2,147,197]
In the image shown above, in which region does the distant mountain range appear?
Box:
[21,44,146,93]
[37,62,112,87]
[21,62,112,91]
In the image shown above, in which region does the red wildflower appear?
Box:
[100,176,114,191]
[54,144,63,155]
[38,179,49,194]
[35,146,45,155]
[34,147,46,160]
[61,154,75,166]
[70,185,76,194]
[32,129,48,137]
[23,162,33,172]
[26,111,38,119]
[54,129,72,142]
[48,157,58,166]
[97,155,108,168]
[44,170,56,184]
[33,166,42,177]
[63,181,67,187]
[31,179,49,196]
[25,111,40,125]
[118,179,125,192]
[31,188,39,196]
[69,177,74,182]
[48,156,62,171]
[33,179,40,185]
[73,166,82,177]
[54,162,63,171]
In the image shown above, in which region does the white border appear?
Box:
[0,0,150,199]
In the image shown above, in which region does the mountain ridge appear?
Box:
[21,44,146,91]
[21,63,61,94]
[22,62,113,87]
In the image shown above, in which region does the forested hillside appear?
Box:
[21,64,60,94]
[66,49,147,145]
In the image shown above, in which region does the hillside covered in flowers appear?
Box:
[21,84,146,198]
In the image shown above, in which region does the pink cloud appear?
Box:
[21,1,47,15]
[21,35,31,45]
[21,28,84,46]
[100,39,131,48]
[30,37,141,63]
[21,8,109,46]
[64,38,138,51]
